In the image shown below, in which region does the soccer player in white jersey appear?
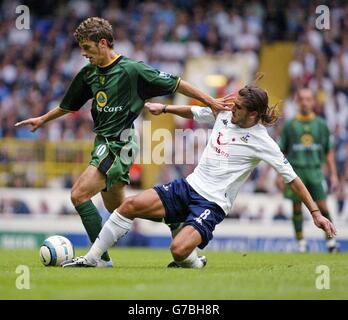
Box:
[62,85,336,269]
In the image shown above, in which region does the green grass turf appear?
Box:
[0,248,347,300]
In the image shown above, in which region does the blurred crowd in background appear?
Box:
[0,0,347,217]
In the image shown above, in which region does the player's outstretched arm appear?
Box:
[145,91,235,119]
[145,102,194,118]
[288,177,337,237]
[15,106,71,132]
[176,80,232,113]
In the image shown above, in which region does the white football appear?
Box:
[39,235,74,266]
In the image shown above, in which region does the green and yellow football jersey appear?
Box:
[279,113,333,168]
[60,55,180,139]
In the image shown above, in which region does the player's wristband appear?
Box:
[310,209,320,214]
[162,105,168,114]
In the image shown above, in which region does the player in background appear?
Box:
[14,17,230,267]
[276,88,339,253]
[62,84,336,268]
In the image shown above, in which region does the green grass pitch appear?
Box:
[0,248,347,299]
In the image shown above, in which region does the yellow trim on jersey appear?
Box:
[99,54,121,68]
[58,106,73,112]
[173,77,181,92]
[295,112,315,122]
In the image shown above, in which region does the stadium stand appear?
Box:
[0,0,347,222]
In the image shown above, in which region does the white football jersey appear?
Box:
[186,107,297,214]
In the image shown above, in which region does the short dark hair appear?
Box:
[297,87,314,97]
[74,17,114,48]
[238,85,278,126]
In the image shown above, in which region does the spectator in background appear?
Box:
[227,205,248,220]
[39,200,50,215]
[0,198,31,214]
[248,208,265,221]
[273,206,289,221]
[12,199,31,214]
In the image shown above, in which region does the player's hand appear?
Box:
[144,102,165,115]
[330,174,339,193]
[206,97,233,117]
[216,92,237,105]
[14,117,45,132]
[312,211,337,238]
[275,175,285,192]
[207,92,236,116]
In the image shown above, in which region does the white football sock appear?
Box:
[297,239,307,253]
[326,237,336,248]
[175,249,203,268]
[85,210,132,263]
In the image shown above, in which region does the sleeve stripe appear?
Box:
[58,106,73,112]
[173,77,181,93]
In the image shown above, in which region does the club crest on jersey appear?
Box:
[240,133,250,143]
[221,119,228,126]
[95,91,124,112]
[96,91,108,108]
[301,134,313,146]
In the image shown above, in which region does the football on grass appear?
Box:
[39,235,74,266]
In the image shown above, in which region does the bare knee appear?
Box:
[170,240,190,261]
[118,196,139,218]
[71,188,90,207]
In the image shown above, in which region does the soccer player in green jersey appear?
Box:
[277,88,339,253]
[15,17,230,267]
